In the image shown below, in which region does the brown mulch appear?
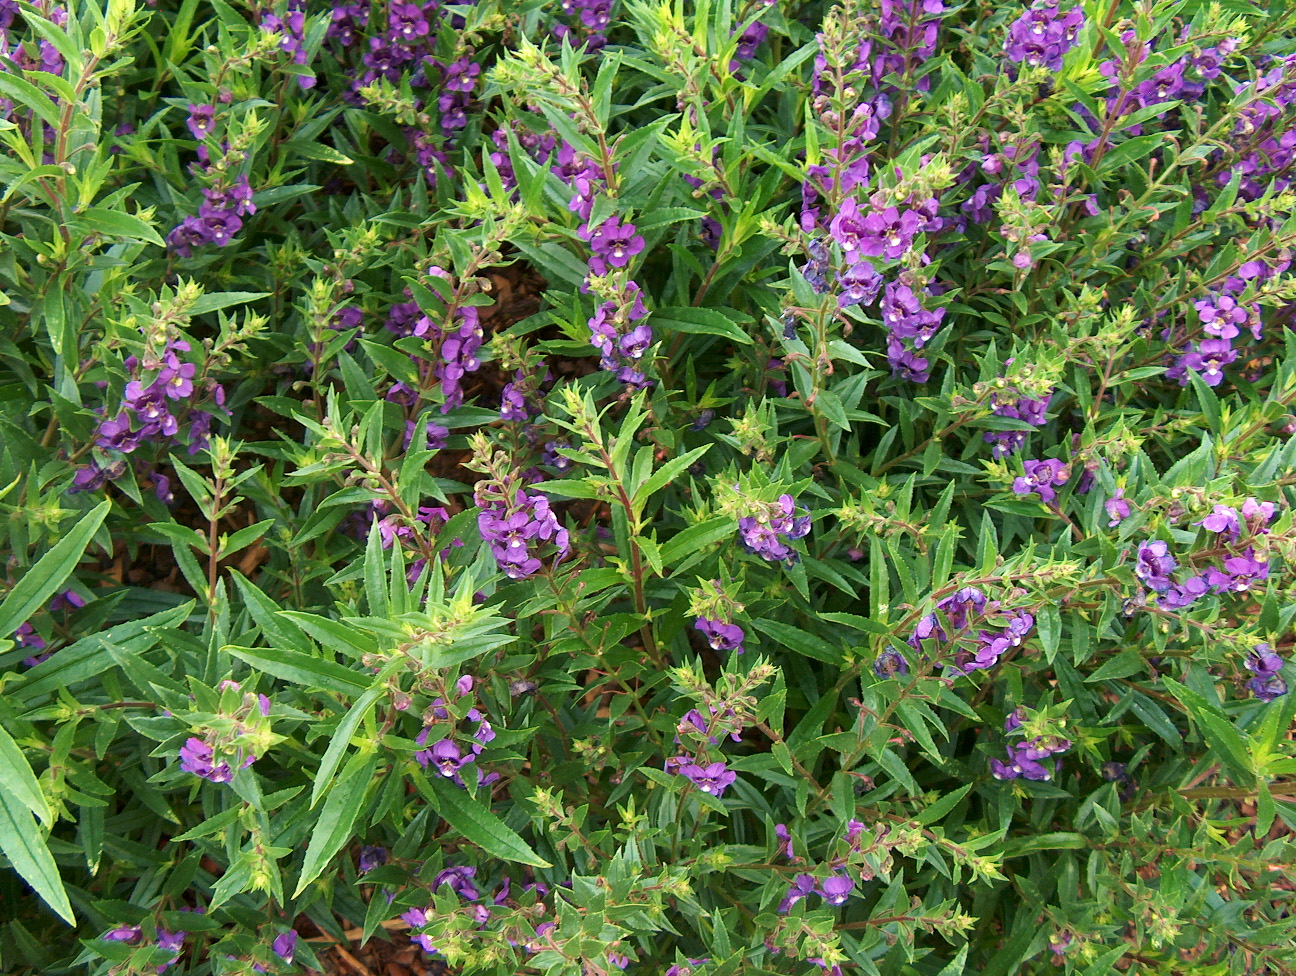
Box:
[314,934,454,976]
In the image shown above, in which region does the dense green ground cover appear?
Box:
[2,0,1296,972]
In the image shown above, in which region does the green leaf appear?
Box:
[172,806,242,842]
[294,752,378,897]
[73,208,165,246]
[935,943,969,976]
[632,445,710,510]
[0,74,60,128]
[224,645,369,696]
[279,610,379,660]
[311,682,386,809]
[917,784,973,826]
[189,292,272,316]
[661,518,734,570]
[427,776,551,868]
[1162,677,1255,785]
[1002,832,1088,857]
[13,602,193,704]
[751,618,844,665]
[1188,369,1221,434]
[0,724,51,825]
[0,786,73,923]
[651,306,753,345]
[633,207,707,232]
[1083,650,1146,683]
[0,500,108,639]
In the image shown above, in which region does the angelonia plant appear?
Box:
[3,0,1296,973]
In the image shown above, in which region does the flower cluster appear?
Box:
[415,675,499,788]
[1134,497,1277,611]
[1166,271,1272,388]
[102,920,192,972]
[1244,644,1287,703]
[93,335,216,458]
[1012,458,1069,503]
[984,388,1051,458]
[1003,1,1084,72]
[989,708,1072,781]
[737,494,812,564]
[908,587,1037,675]
[689,578,746,655]
[476,483,570,580]
[259,1,315,89]
[178,683,274,784]
[552,0,612,52]
[167,101,259,257]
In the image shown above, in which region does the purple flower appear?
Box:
[1247,672,1288,703]
[179,737,233,783]
[186,104,216,140]
[359,845,388,872]
[104,925,142,942]
[1004,1,1084,70]
[1242,498,1277,523]
[1159,574,1209,609]
[679,760,737,797]
[582,217,645,274]
[838,259,883,308]
[858,206,923,260]
[828,196,870,262]
[1195,504,1240,539]
[1012,459,1068,503]
[886,336,930,383]
[477,489,570,580]
[695,618,744,654]
[774,823,793,858]
[1205,551,1269,592]
[433,865,481,901]
[273,931,297,964]
[777,873,817,913]
[873,648,908,677]
[426,739,476,781]
[818,873,855,906]
[737,494,811,564]
[1105,489,1131,527]
[1134,540,1177,592]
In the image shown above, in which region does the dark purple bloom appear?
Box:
[738,494,811,564]
[777,873,817,913]
[774,823,793,858]
[582,217,645,274]
[873,648,908,677]
[838,259,883,308]
[1012,459,1068,503]
[273,931,297,964]
[186,104,216,140]
[1134,540,1176,592]
[886,337,930,383]
[433,865,481,901]
[1105,489,1131,526]
[819,873,855,906]
[426,738,476,781]
[1244,644,1286,701]
[179,737,233,783]
[359,845,388,872]
[104,925,142,942]
[695,617,744,654]
[679,760,737,797]
[1004,1,1084,70]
